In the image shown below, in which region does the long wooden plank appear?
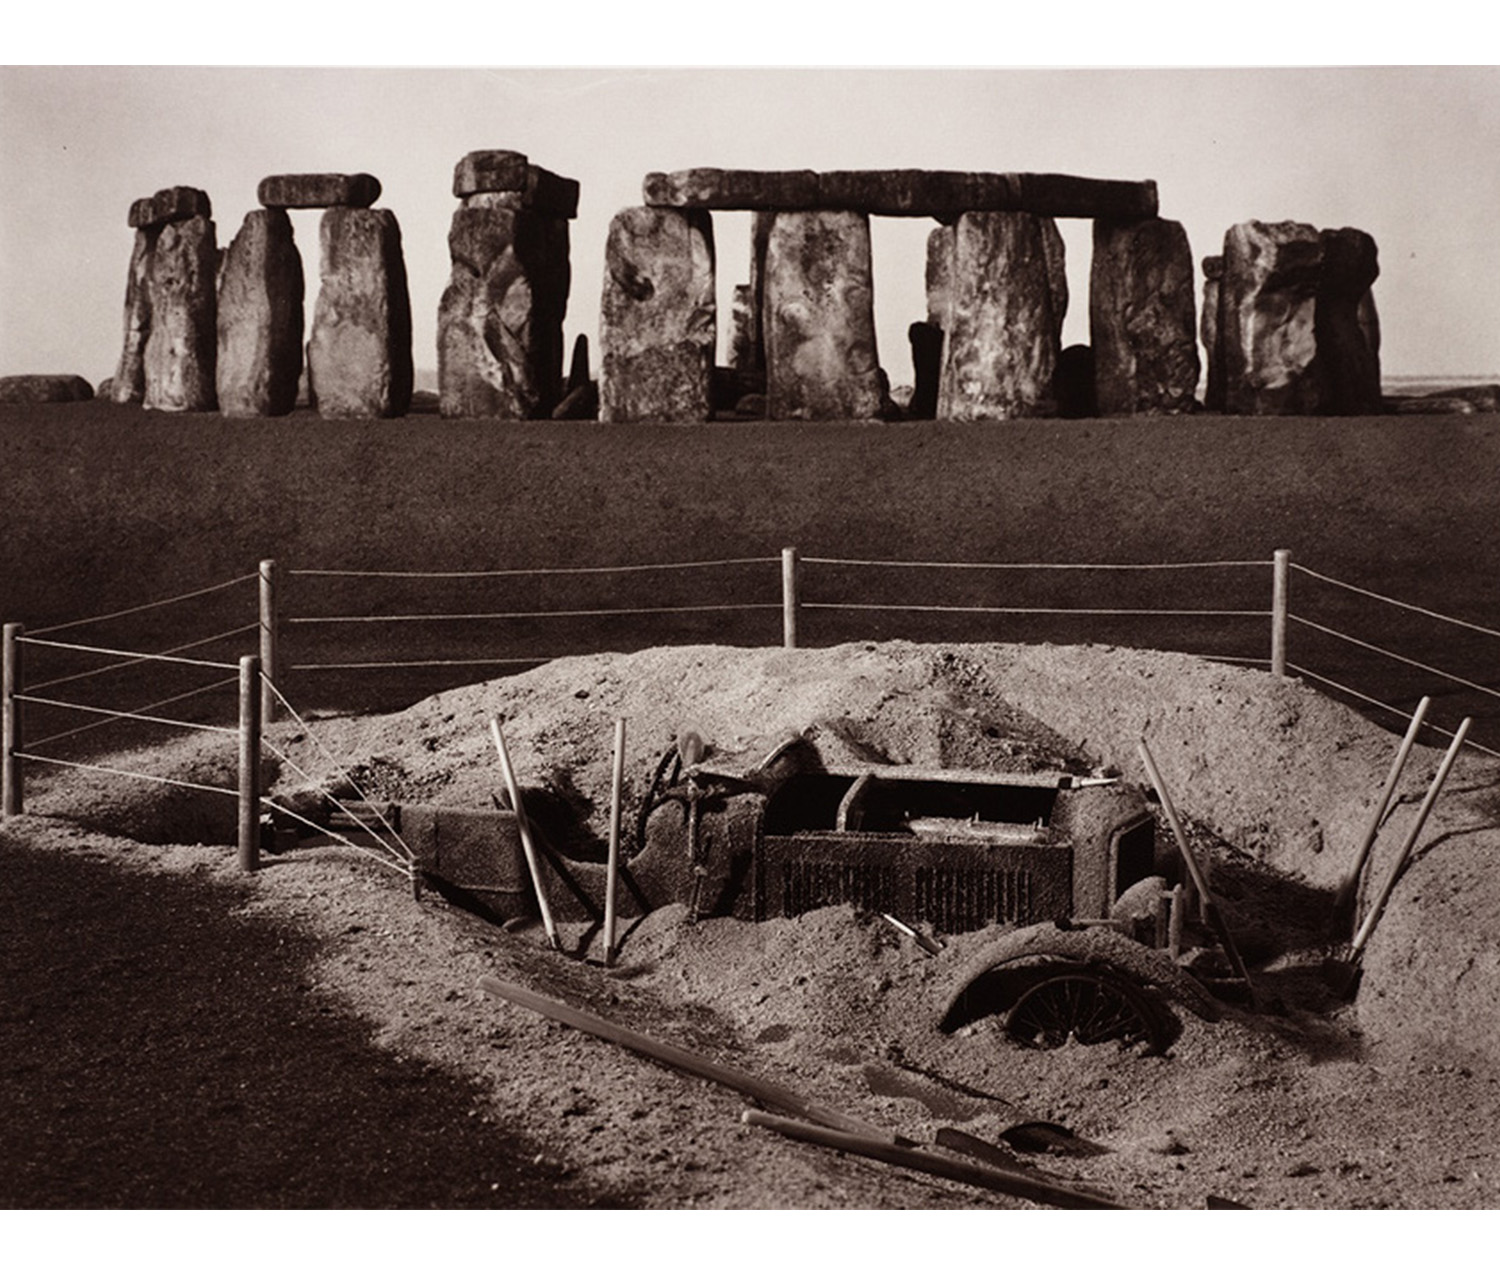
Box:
[743,1110,1124,1209]
[477,975,897,1143]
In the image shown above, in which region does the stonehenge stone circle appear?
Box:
[598,206,716,423]
[216,208,305,417]
[937,211,1061,420]
[763,210,883,420]
[438,151,575,419]
[306,207,414,419]
[1089,217,1200,415]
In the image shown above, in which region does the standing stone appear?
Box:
[729,285,759,373]
[1090,217,1200,415]
[143,215,218,412]
[112,226,157,404]
[216,209,304,417]
[1315,227,1382,414]
[598,207,716,423]
[907,321,944,420]
[1040,216,1068,343]
[937,211,1060,420]
[925,223,955,328]
[1201,256,1225,412]
[307,208,413,419]
[438,207,570,418]
[763,210,882,420]
[1219,220,1324,415]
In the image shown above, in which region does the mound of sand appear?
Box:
[27,640,1500,1068]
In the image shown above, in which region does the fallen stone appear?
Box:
[143,214,218,412]
[437,207,571,418]
[1220,220,1323,415]
[454,151,579,219]
[96,376,114,399]
[763,210,883,420]
[257,172,381,209]
[1423,383,1500,412]
[598,206,716,423]
[306,207,414,418]
[906,321,943,419]
[937,211,1060,420]
[645,168,1159,220]
[216,209,305,416]
[111,226,157,404]
[131,186,212,229]
[1389,395,1477,415]
[1315,227,1382,415]
[1090,217,1200,415]
[0,374,94,404]
[1201,256,1225,412]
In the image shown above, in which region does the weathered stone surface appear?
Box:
[111,227,157,404]
[216,209,305,417]
[0,375,94,404]
[96,377,115,399]
[307,208,414,419]
[1315,227,1382,414]
[132,186,212,229]
[739,212,774,377]
[257,173,380,209]
[1201,256,1224,412]
[729,285,758,372]
[437,207,571,419]
[453,151,579,219]
[1220,221,1324,415]
[644,168,1158,220]
[143,215,218,411]
[926,224,955,328]
[598,207,716,423]
[1040,216,1068,341]
[763,210,882,420]
[1090,217,1200,415]
[937,211,1060,420]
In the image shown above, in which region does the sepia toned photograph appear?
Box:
[3,17,1498,1234]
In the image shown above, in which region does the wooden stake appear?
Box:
[489,716,560,950]
[781,546,799,650]
[258,558,279,726]
[2,623,22,817]
[604,717,626,966]
[1138,737,1259,1006]
[1270,548,1290,677]
[1332,695,1430,929]
[1351,717,1470,957]
[238,655,261,872]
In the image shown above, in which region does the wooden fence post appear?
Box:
[238,655,262,872]
[782,547,799,649]
[2,623,22,817]
[259,558,279,725]
[1271,549,1290,677]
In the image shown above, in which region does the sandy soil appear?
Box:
[6,640,1499,1209]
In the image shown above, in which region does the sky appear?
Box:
[3,30,1498,389]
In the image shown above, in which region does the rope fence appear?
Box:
[8,546,1500,875]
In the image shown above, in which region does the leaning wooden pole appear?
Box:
[1350,717,1471,958]
[478,975,896,1143]
[1332,695,1430,930]
[603,717,627,966]
[489,716,560,950]
[2,623,23,817]
[1137,737,1258,1007]
[238,655,262,872]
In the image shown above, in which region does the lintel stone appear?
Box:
[130,186,212,229]
[453,150,580,219]
[258,173,381,209]
[644,167,1158,220]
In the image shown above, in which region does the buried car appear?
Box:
[309,729,1212,1051]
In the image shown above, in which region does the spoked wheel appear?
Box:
[1003,968,1169,1054]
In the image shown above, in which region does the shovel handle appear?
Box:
[490,716,560,949]
[1338,696,1430,904]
